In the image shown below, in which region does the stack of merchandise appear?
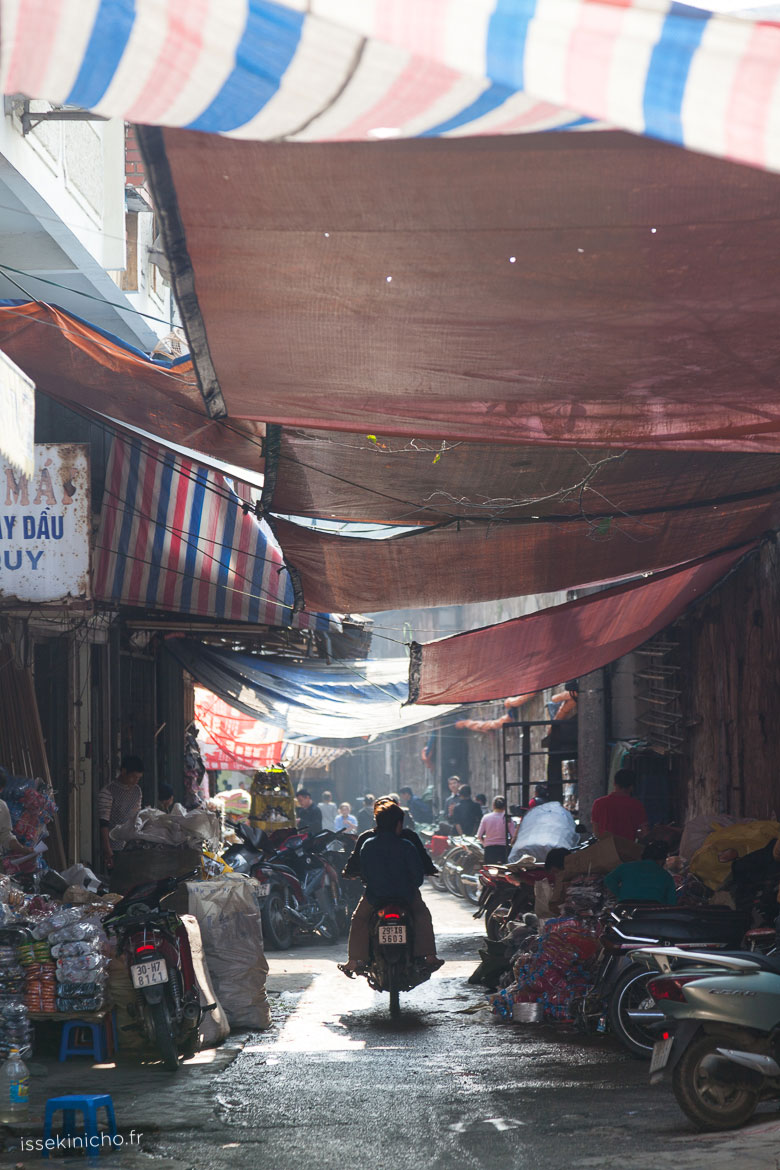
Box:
[26,908,109,1013]
[0,934,33,1056]
[1,772,57,857]
[49,910,108,1013]
[491,916,601,1024]
[0,941,25,1007]
[19,934,57,1013]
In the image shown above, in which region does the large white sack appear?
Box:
[508,802,579,863]
[178,914,230,1049]
[186,874,271,1031]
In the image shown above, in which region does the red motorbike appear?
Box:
[474,863,546,940]
[104,869,205,1070]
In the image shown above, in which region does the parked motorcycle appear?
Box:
[638,943,780,1130]
[579,903,753,1059]
[355,900,432,1018]
[474,863,545,941]
[103,869,205,1070]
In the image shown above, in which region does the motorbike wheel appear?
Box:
[461,868,483,905]
[443,856,465,898]
[608,965,658,1059]
[429,871,447,892]
[388,972,400,1019]
[147,998,179,1071]
[262,890,294,951]
[672,1033,760,1131]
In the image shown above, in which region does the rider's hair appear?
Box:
[492,796,506,810]
[613,769,634,790]
[374,799,404,832]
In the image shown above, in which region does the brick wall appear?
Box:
[125,124,146,188]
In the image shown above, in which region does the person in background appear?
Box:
[339,799,443,976]
[591,770,648,842]
[453,784,483,837]
[476,796,517,863]
[97,755,144,872]
[528,783,550,810]
[399,785,432,825]
[318,790,338,832]
[334,802,358,834]
[445,775,462,821]
[536,847,572,918]
[0,772,26,857]
[356,794,375,834]
[157,784,175,813]
[604,840,677,905]
[475,793,487,811]
[296,789,323,834]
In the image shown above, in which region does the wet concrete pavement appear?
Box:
[5,887,780,1169]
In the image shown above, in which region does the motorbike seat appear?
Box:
[719,950,780,974]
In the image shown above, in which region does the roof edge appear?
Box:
[135,125,226,420]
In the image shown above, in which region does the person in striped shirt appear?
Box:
[97,755,144,871]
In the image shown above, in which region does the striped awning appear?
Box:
[2,0,780,171]
[93,434,332,629]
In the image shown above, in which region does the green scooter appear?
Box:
[635,944,780,1131]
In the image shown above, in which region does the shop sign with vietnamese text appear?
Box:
[0,443,90,602]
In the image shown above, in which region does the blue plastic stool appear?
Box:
[59,1019,105,1062]
[43,1094,117,1158]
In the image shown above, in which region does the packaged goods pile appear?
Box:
[1,772,57,857]
[491,916,600,1023]
[30,908,109,1013]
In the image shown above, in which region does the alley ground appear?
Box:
[4,887,780,1170]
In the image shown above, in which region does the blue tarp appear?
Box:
[167,641,454,741]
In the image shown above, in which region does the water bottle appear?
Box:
[0,1047,29,1122]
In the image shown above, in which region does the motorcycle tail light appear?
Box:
[135,943,156,955]
[647,976,701,1002]
[377,908,402,920]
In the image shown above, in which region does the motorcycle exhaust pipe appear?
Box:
[715,1049,780,1078]
[286,906,321,928]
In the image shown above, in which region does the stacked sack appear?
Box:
[30,908,108,1013]
[0,936,33,1055]
[19,930,57,1013]
[491,916,600,1024]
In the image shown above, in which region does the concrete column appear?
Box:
[578,668,607,828]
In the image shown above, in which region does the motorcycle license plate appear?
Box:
[378,924,407,945]
[131,960,169,989]
[650,1037,674,1075]
[256,884,271,897]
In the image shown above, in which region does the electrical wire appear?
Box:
[0,263,177,328]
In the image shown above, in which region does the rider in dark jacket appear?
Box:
[339,799,443,976]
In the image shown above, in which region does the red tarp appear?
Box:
[0,302,263,468]
[273,429,780,526]
[273,491,779,612]
[150,128,780,452]
[409,544,755,705]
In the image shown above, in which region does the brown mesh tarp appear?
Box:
[274,429,780,525]
[0,303,263,468]
[151,127,780,451]
[273,491,779,612]
[408,545,754,705]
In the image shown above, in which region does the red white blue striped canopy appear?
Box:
[94,434,333,629]
[2,0,780,170]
